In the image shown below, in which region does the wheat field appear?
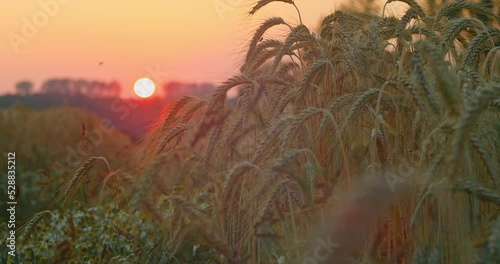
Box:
[6,0,500,263]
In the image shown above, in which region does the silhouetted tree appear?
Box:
[163,81,215,99]
[107,81,121,97]
[163,81,183,99]
[37,78,122,98]
[73,79,88,95]
[59,79,71,96]
[41,79,58,94]
[87,81,106,97]
[15,80,33,96]
[199,83,215,97]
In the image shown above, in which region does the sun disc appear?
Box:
[134,78,155,98]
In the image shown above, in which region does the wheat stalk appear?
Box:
[18,210,54,243]
[156,123,190,153]
[170,196,249,263]
[434,0,498,24]
[387,0,426,18]
[249,0,294,15]
[452,180,500,205]
[245,17,288,67]
[54,156,110,207]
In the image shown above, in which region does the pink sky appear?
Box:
[0,1,406,97]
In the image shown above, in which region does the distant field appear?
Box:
[0,94,169,142]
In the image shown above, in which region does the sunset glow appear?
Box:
[0,1,361,95]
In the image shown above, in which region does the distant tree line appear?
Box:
[163,82,216,99]
[15,81,33,96]
[14,79,217,99]
[40,79,121,97]
[15,79,121,97]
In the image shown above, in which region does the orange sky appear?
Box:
[0,1,406,97]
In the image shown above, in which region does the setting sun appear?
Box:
[134,77,155,98]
